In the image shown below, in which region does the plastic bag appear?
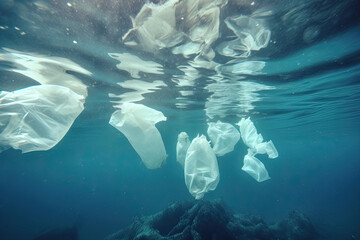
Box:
[109,103,167,169]
[184,135,219,199]
[242,152,270,182]
[254,140,279,159]
[237,117,279,158]
[207,121,240,156]
[0,85,84,153]
[237,117,264,150]
[176,132,190,167]
[237,117,278,182]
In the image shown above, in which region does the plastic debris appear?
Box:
[184,134,219,199]
[254,140,278,159]
[237,117,278,158]
[237,117,264,150]
[176,132,190,167]
[237,117,278,182]
[0,85,84,153]
[109,103,167,169]
[207,121,240,156]
[122,0,226,60]
[242,151,270,182]
[217,15,271,58]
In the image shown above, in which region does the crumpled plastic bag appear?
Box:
[0,85,84,153]
[184,134,219,199]
[176,132,190,167]
[207,120,240,156]
[242,151,270,182]
[237,117,278,182]
[237,117,263,150]
[237,117,278,158]
[219,15,271,58]
[254,140,278,159]
[109,103,167,169]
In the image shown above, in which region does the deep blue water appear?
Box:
[0,0,360,240]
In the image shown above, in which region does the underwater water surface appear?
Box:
[0,0,360,239]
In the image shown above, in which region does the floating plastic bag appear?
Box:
[242,152,270,182]
[254,140,278,159]
[237,117,278,182]
[237,117,263,150]
[0,85,84,153]
[176,132,190,167]
[237,117,279,158]
[184,135,219,199]
[109,103,167,169]
[207,121,240,156]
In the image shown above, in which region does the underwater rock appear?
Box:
[104,200,318,240]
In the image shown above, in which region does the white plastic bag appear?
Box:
[176,132,190,167]
[207,121,240,156]
[237,117,278,182]
[0,85,84,153]
[242,152,270,182]
[109,103,167,169]
[237,117,278,158]
[254,140,279,159]
[184,135,219,199]
[237,117,264,150]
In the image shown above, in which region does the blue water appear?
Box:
[1,1,360,239]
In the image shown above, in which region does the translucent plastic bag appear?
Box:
[254,140,279,159]
[184,135,219,199]
[237,117,263,150]
[237,117,278,158]
[207,121,240,156]
[242,152,270,182]
[109,103,167,169]
[237,117,278,182]
[176,132,190,167]
[0,85,84,153]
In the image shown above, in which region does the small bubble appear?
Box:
[251,1,255,6]
[73,40,78,44]
[66,27,70,31]
[20,32,26,35]
[0,26,8,30]
[14,26,20,30]
[67,2,72,7]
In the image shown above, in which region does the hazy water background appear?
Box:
[0,0,360,239]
